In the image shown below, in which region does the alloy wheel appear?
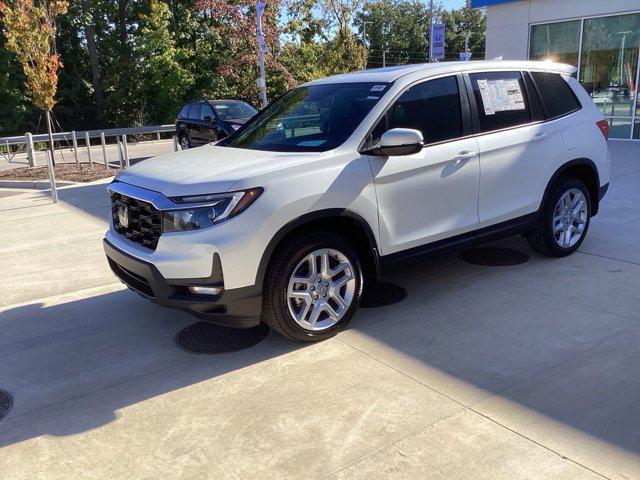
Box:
[553,188,588,248]
[287,248,356,331]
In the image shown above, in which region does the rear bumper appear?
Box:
[104,239,262,328]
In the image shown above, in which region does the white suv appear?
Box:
[104,61,610,342]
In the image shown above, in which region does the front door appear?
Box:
[368,75,480,255]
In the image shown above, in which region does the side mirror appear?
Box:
[203,115,213,124]
[365,128,424,156]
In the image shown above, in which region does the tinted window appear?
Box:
[179,104,190,118]
[188,103,201,120]
[212,101,257,120]
[373,76,462,145]
[221,83,388,152]
[200,104,214,121]
[530,72,581,119]
[470,71,530,132]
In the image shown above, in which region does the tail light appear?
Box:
[596,119,609,140]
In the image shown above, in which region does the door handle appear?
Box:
[454,151,478,163]
[531,133,547,142]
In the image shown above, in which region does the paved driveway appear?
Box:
[0,142,639,479]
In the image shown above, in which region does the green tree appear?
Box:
[137,0,194,123]
[441,0,486,59]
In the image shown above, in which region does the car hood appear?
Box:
[114,144,320,197]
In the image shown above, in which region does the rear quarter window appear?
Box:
[469,71,531,133]
[530,72,581,119]
[179,104,190,118]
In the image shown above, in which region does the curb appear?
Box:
[0,180,77,190]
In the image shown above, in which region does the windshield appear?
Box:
[220,82,390,152]
[212,101,257,120]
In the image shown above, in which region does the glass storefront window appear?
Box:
[580,13,640,118]
[530,20,581,66]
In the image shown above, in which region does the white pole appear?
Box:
[85,131,93,166]
[429,0,434,63]
[256,1,268,109]
[383,50,386,68]
[122,134,130,167]
[25,132,35,167]
[46,150,58,203]
[101,132,108,169]
[72,131,78,164]
[117,139,124,168]
[173,135,179,152]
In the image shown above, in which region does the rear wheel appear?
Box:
[262,232,363,342]
[527,178,591,257]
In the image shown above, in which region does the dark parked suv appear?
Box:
[175,99,257,149]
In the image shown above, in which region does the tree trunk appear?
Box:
[81,0,105,120]
[118,0,128,45]
[45,109,56,167]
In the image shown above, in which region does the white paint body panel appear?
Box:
[105,61,610,290]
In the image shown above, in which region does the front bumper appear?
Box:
[104,239,262,328]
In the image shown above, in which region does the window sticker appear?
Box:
[370,85,386,92]
[477,79,525,115]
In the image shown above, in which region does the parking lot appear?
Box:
[0,141,639,479]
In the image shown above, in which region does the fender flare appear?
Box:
[254,209,380,290]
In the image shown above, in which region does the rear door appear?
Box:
[467,70,554,228]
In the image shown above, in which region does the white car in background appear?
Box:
[104,60,610,342]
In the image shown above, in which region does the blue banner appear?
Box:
[471,0,516,7]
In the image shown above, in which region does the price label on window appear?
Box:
[477,79,525,115]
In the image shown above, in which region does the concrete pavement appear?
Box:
[0,141,639,479]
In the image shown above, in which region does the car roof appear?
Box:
[302,60,576,86]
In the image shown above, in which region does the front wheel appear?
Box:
[262,232,363,342]
[179,133,191,150]
[527,178,591,257]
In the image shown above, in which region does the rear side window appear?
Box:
[188,103,201,120]
[374,76,463,145]
[469,71,530,132]
[530,72,581,119]
[179,104,190,118]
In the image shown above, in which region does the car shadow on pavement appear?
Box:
[0,287,302,447]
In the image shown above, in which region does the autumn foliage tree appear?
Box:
[0,0,67,164]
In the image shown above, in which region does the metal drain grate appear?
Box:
[176,322,269,354]
[458,247,530,266]
[0,390,12,421]
[360,282,407,308]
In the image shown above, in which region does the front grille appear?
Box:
[111,193,162,250]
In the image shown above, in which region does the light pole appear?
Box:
[256,1,268,109]
[362,20,372,47]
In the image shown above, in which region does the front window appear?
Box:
[220,83,390,152]
[212,101,257,121]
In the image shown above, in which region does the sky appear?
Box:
[438,0,467,8]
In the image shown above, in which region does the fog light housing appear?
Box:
[188,285,223,295]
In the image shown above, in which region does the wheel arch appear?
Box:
[542,158,601,216]
[256,209,380,293]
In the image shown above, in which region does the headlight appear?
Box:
[162,187,263,232]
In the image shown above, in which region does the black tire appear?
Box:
[527,178,591,257]
[262,232,363,342]
[179,133,191,150]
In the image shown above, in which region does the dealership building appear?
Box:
[472,0,640,140]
